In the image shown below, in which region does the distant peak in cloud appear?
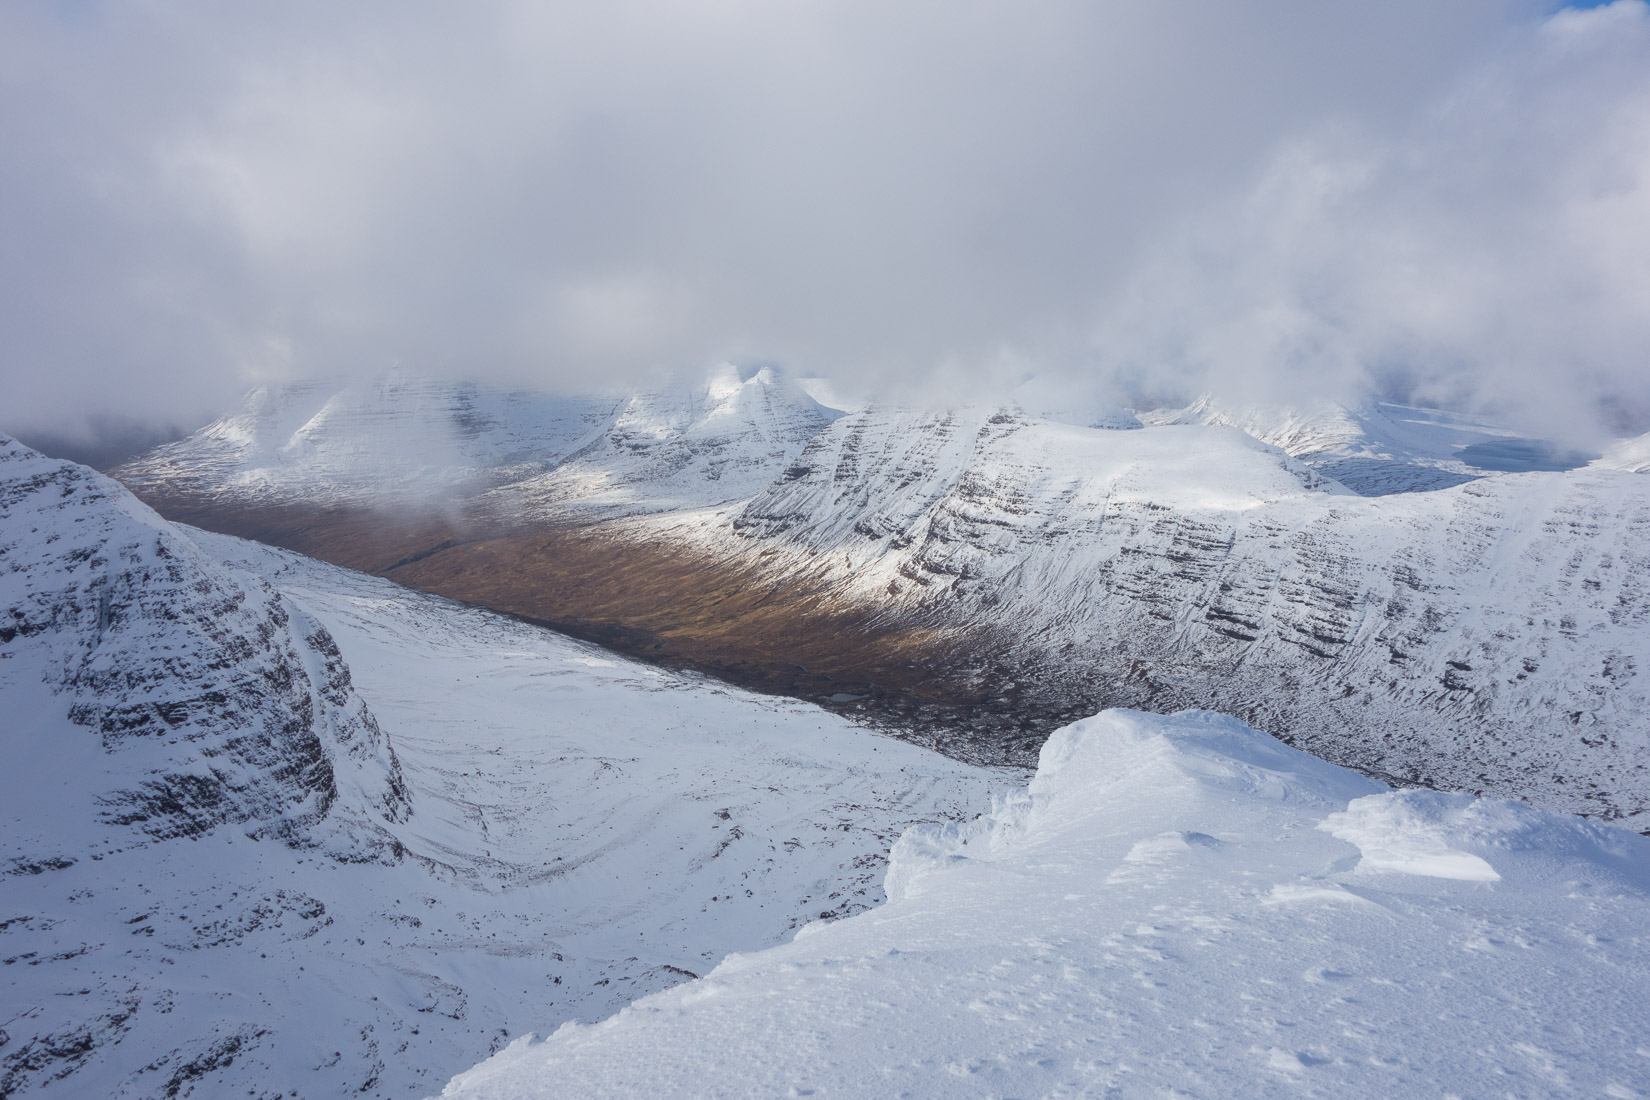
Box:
[1088,0,1650,445]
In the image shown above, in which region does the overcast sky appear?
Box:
[3,0,1647,446]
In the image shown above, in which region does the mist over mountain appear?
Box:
[5,1,1649,449]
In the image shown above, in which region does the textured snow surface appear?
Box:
[0,442,1001,1098]
[442,709,1650,1100]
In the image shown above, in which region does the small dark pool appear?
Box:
[1455,438,1598,473]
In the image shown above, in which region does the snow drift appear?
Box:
[442,709,1650,1099]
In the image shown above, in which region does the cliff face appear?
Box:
[0,434,408,858]
[713,406,1650,822]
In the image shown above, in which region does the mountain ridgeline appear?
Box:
[115,370,1650,825]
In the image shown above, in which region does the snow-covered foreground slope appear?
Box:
[0,441,1001,1098]
[443,709,1650,1100]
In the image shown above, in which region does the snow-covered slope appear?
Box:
[0,434,409,857]
[1,439,1000,1098]
[694,403,1650,822]
[1139,395,1544,494]
[1598,431,1650,474]
[482,363,843,521]
[117,365,840,518]
[442,708,1650,1099]
[115,382,1650,822]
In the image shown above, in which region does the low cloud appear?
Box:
[1092,1,1650,441]
[2,0,1645,446]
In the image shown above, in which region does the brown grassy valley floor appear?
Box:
[133,492,1063,765]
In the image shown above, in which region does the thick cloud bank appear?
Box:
[2,1,1647,444]
[1094,2,1650,441]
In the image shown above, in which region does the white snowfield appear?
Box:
[1138,395,1539,494]
[0,439,1002,1098]
[441,709,1650,1100]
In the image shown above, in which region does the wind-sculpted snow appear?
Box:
[0,463,1000,1099]
[701,405,1650,823]
[440,709,1650,1099]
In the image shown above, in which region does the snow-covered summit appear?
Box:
[486,362,843,520]
[731,402,1338,553]
[1140,394,1546,494]
[116,364,841,519]
[442,708,1650,1099]
[117,371,621,508]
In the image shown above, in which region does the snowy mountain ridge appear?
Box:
[113,376,1650,825]
[674,402,1650,822]
[1138,394,1550,495]
[118,365,840,519]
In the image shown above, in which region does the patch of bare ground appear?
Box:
[129,493,1062,765]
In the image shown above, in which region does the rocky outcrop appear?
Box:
[0,434,408,855]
